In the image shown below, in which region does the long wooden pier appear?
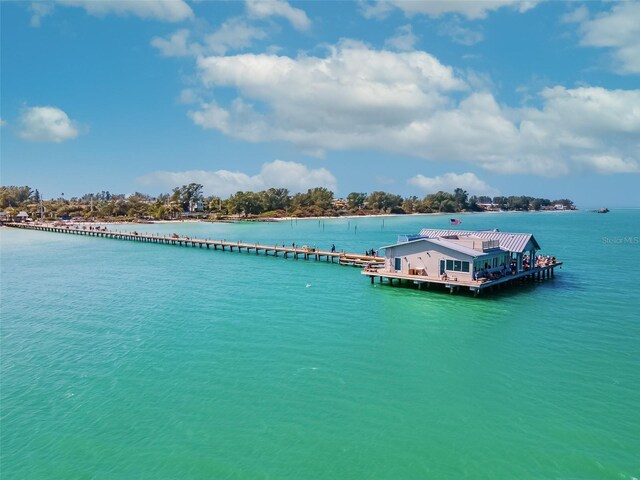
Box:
[3,223,385,268]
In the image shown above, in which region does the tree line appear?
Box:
[0,184,575,221]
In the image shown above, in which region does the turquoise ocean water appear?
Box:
[1,210,639,479]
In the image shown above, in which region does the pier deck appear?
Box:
[3,223,385,268]
[4,222,562,296]
[362,261,562,295]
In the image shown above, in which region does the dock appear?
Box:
[362,261,561,295]
[362,227,563,296]
[4,222,563,296]
[3,223,385,268]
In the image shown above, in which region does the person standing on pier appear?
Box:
[331,244,336,253]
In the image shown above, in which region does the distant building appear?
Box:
[332,199,348,209]
[478,203,499,211]
[553,204,565,210]
[15,211,29,222]
[189,200,204,212]
[379,229,540,281]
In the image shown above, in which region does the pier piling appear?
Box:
[4,223,385,270]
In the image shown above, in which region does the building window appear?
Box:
[394,257,401,271]
[445,260,470,273]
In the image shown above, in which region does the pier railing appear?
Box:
[3,222,385,268]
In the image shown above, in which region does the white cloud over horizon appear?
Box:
[29,2,54,27]
[150,0,311,59]
[438,18,484,46]
[191,40,466,150]
[571,2,640,75]
[384,24,418,51]
[245,0,311,31]
[185,41,640,176]
[408,172,499,196]
[137,160,337,197]
[151,29,200,57]
[360,0,539,20]
[18,106,80,143]
[55,0,194,22]
[151,18,267,57]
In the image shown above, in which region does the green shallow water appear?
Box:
[1,211,639,479]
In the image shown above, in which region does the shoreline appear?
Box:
[3,209,580,227]
[269,209,579,222]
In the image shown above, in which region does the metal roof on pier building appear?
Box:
[417,229,540,254]
[379,237,494,258]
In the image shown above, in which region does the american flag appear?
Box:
[450,218,462,225]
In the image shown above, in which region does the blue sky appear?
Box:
[1,0,639,207]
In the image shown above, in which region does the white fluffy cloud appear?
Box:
[191,41,466,151]
[384,24,418,51]
[360,0,538,20]
[246,0,311,31]
[151,29,200,57]
[205,17,267,54]
[19,106,80,143]
[408,172,498,196]
[30,2,54,27]
[138,160,337,196]
[149,1,310,58]
[55,0,193,22]
[186,42,640,176]
[438,18,484,46]
[571,2,640,75]
[178,88,201,105]
[151,18,267,57]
